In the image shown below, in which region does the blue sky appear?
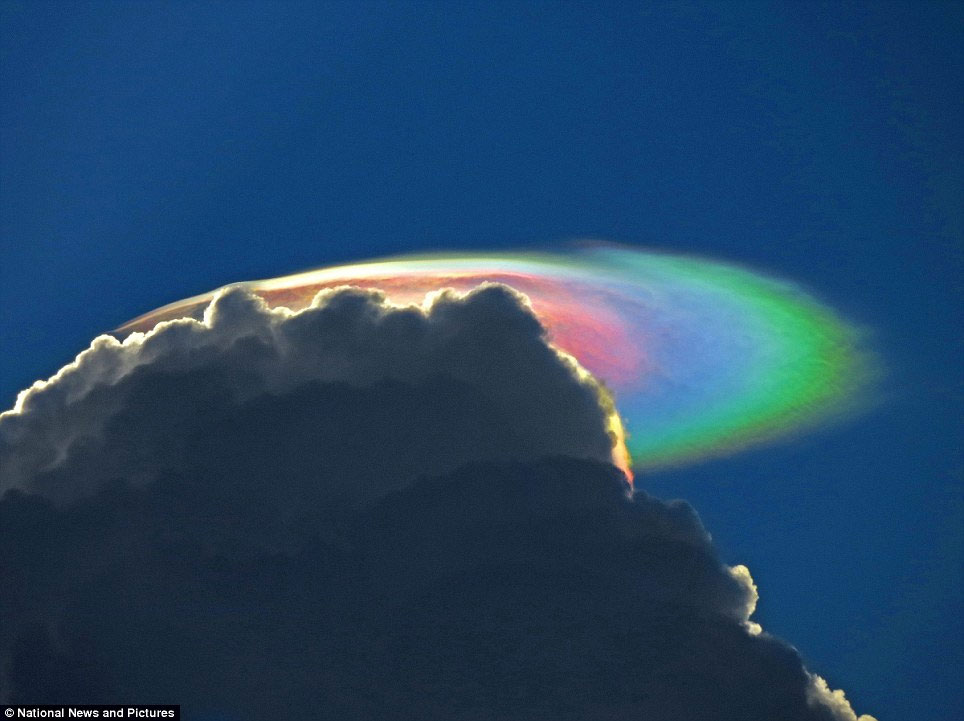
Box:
[1,2,961,717]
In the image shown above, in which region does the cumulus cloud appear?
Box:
[0,284,873,720]
[0,284,618,505]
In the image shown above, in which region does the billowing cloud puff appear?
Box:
[0,284,620,505]
[0,285,874,720]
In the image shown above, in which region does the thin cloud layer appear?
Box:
[0,285,873,720]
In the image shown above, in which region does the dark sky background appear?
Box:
[1,2,961,718]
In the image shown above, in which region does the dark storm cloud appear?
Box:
[0,284,617,505]
[0,286,872,720]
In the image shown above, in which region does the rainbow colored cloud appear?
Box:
[119,245,874,471]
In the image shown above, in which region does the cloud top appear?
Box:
[0,283,624,504]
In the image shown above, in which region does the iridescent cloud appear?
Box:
[119,245,874,471]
